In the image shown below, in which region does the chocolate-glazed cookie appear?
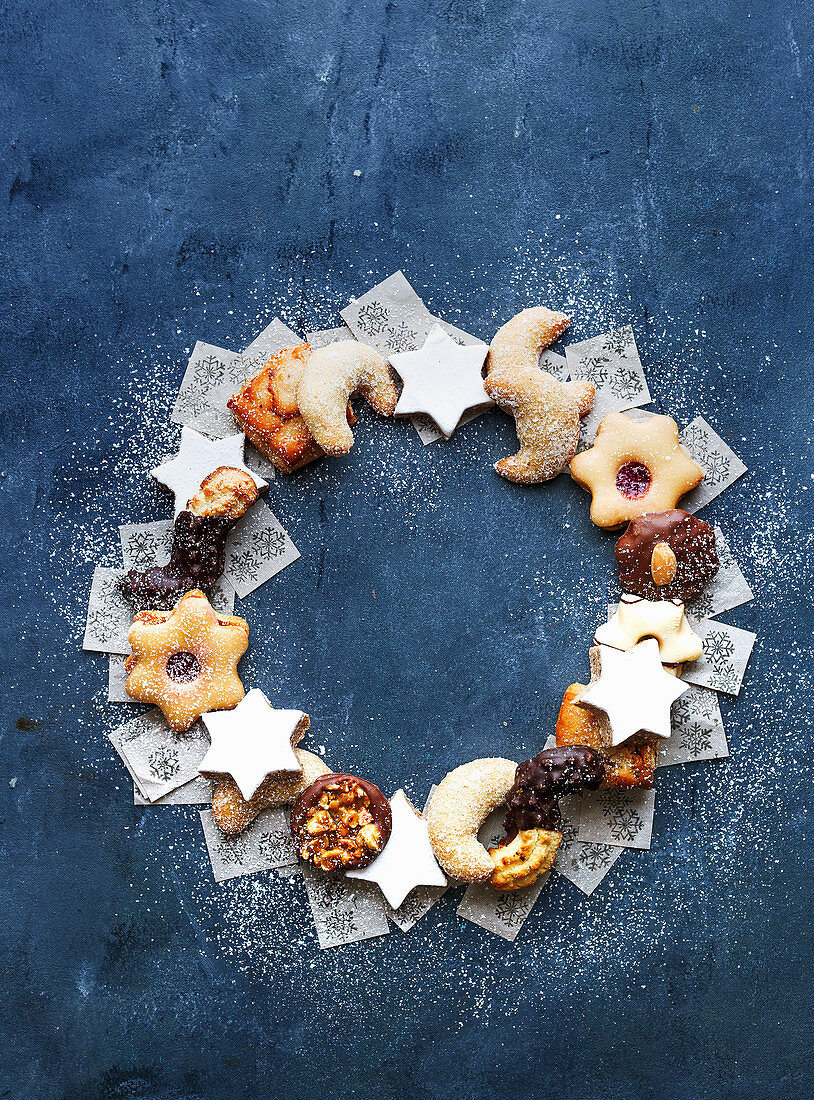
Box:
[502,745,605,836]
[615,509,719,602]
[291,774,392,872]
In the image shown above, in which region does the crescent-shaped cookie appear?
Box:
[211,749,331,835]
[426,757,517,882]
[485,307,594,483]
[296,340,398,455]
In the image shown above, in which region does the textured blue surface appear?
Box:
[1,2,813,1097]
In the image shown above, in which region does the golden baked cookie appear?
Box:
[489,828,561,891]
[125,589,249,732]
[186,466,259,518]
[596,593,702,665]
[555,682,658,788]
[484,307,595,483]
[425,757,517,882]
[211,749,331,835]
[296,340,398,455]
[569,412,704,528]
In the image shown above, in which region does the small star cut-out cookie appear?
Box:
[199,689,309,801]
[569,412,704,528]
[390,325,492,438]
[595,593,702,665]
[152,427,267,517]
[576,640,688,746]
[125,590,249,731]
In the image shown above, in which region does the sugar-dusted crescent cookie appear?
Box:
[569,412,704,528]
[296,340,398,455]
[484,307,595,483]
[211,749,331,835]
[426,758,517,882]
[125,589,249,732]
[555,683,659,788]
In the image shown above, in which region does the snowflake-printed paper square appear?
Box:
[565,325,651,448]
[134,774,212,806]
[578,787,656,850]
[304,324,354,349]
[223,502,300,598]
[301,865,390,949]
[107,712,210,802]
[686,527,753,621]
[659,682,729,767]
[171,342,245,427]
[108,654,130,702]
[199,806,298,883]
[82,567,134,655]
[553,796,625,895]
[678,416,748,512]
[539,349,569,383]
[119,520,174,569]
[682,619,756,696]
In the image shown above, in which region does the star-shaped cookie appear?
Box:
[152,427,267,517]
[199,689,308,801]
[576,640,688,746]
[569,412,704,528]
[346,789,447,908]
[596,594,702,664]
[391,325,492,438]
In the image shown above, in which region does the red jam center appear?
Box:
[615,461,652,499]
[166,651,201,682]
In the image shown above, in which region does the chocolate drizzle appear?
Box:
[502,745,605,836]
[119,511,236,610]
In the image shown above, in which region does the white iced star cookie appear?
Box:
[198,688,308,800]
[576,640,688,746]
[152,427,267,517]
[595,593,702,665]
[390,325,492,438]
[346,789,447,908]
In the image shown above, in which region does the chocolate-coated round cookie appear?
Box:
[503,745,605,836]
[615,509,719,603]
[291,773,392,872]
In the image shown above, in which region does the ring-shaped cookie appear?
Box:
[296,340,398,455]
[426,757,517,882]
[484,307,595,483]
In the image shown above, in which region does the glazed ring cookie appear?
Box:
[296,340,398,455]
[596,592,702,665]
[211,750,331,836]
[125,589,249,732]
[484,307,595,484]
[569,412,704,528]
[426,758,517,882]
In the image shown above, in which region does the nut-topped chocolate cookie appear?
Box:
[290,774,392,872]
[615,509,719,602]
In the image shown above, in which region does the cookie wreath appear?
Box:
[96,297,740,940]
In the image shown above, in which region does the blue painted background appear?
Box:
[2,2,812,1097]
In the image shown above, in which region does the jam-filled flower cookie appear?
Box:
[125,589,249,732]
[569,412,704,528]
[296,341,398,455]
[485,307,595,483]
[615,509,719,602]
[290,773,392,872]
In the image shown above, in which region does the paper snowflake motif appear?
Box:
[125,531,158,568]
[194,354,226,387]
[355,301,390,336]
[703,630,735,670]
[608,367,643,402]
[710,665,739,694]
[680,721,713,758]
[386,321,418,352]
[229,548,261,583]
[217,836,248,866]
[602,327,634,356]
[495,893,530,929]
[175,388,209,419]
[148,745,180,782]
[258,830,292,863]
[322,910,358,939]
[577,843,614,872]
[672,691,714,725]
[579,356,610,386]
[86,605,119,642]
[252,527,287,558]
[394,892,429,924]
[312,878,349,909]
[703,449,731,486]
[681,423,709,462]
[689,590,713,619]
[560,819,579,847]
[607,808,644,843]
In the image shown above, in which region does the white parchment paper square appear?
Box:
[108,654,130,702]
[554,800,625,896]
[661,683,729,767]
[301,866,391,949]
[119,521,174,569]
[686,527,753,622]
[304,324,354,347]
[200,806,298,883]
[222,501,300,598]
[171,342,246,426]
[134,775,212,805]
[107,712,209,802]
[577,787,656,850]
[565,325,651,447]
[83,567,133,655]
[678,416,748,512]
[682,618,756,696]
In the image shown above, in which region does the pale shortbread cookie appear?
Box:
[297,340,398,455]
[211,749,331,835]
[426,757,517,882]
[489,827,561,891]
[485,307,594,483]
[596,593,703,665]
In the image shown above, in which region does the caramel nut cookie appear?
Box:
[290,774,392,872]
